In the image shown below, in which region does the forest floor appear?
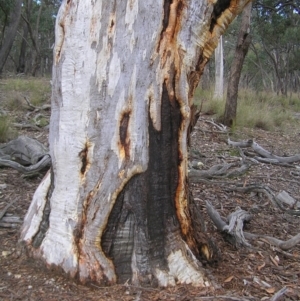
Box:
[0,94,300,300]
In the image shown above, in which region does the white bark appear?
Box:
[214,36,224,99]
[21,0,251,286]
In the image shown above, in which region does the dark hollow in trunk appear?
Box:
[102,82,182,284]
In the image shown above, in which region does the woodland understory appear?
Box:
[0,98,300,301]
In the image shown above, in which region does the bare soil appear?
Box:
[0,108,300,300]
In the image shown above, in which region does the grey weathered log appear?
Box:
[225,208,251,247]
[225,184,300,216]
[13,123,42,131]
[205,201,251,247]
[0,155,51,176]
[0,222,20,228]
[205,201,227,231]
[206,201,300,251]
[228,138,300,164]
[0,136,48,165]
[244,232,300,251]
[276,190,300,209]
[189,162,250,182]
[0,216,22,223]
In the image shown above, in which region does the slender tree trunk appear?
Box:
[223,2,252,127]
[213,36,224,99]
[0,0,23,74]
[17,23,29,74]
[21,0,251,287]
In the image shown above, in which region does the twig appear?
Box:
[13,122,42,131]
[195,296,254,301]
[0,198,18,221]
[269,286,287,301]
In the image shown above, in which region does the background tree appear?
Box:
[20,0,251,287]
[223,2,252,127]
[252,0,300,95]
[213,36,224,99]
[0,0,23,74]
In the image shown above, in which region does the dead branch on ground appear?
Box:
[228,138,300,166]
[206,201,300,251]
[0,136,51,176]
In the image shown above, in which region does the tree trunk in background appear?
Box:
[223,2,252,127]
[31,0,44,76]
[213,36,224,99]
[17,0,33,74]
[17,24,29,74]
[21,0,251,287]
[0,0,23,74]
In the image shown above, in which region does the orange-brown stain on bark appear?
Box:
[118,110,131,161]
[79,141,92,178]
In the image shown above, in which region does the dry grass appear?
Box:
[1,77,51,110]
[0,77,51,141]
[194,88,298,131]
[0,115,15,142]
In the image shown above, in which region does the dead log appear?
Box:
[0,155,50,176]
[0,135,48,165]
[0,136,51,176]
[224,184,300,216]
[205,201,251,247]
[228,138,300,164]
[189,162,250,181]
[244,232,300,251]
[206,201,300,251]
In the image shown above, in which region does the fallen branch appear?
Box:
[244,232,300,251]
[189,162,250,181]
[228,138,300,165]
[0,155,51,176]
[13,122,42,131]
[269,286,287,301]
[23,95,51,112]
[205,201,251,247]
[195,297,254,301]
[0,198,18,221]
[206,201,300,251]
[224,184,300,216]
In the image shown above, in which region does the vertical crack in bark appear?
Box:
[119,111,131,160]
[79,145,89,175]
[32,169,55,248]
[74,189,95,278]
[157,0,185,53]
[79,141,92,177]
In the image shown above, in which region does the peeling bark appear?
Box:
[21,0,251,287]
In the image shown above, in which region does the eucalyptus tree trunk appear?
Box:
[213,36,224,99]
[21,0,250,287]
[223,2,252,127]
[0,0,23,74]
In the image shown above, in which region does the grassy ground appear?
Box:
[1,77,299,142]
[0,77,51,142]
[194,88,300,131]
